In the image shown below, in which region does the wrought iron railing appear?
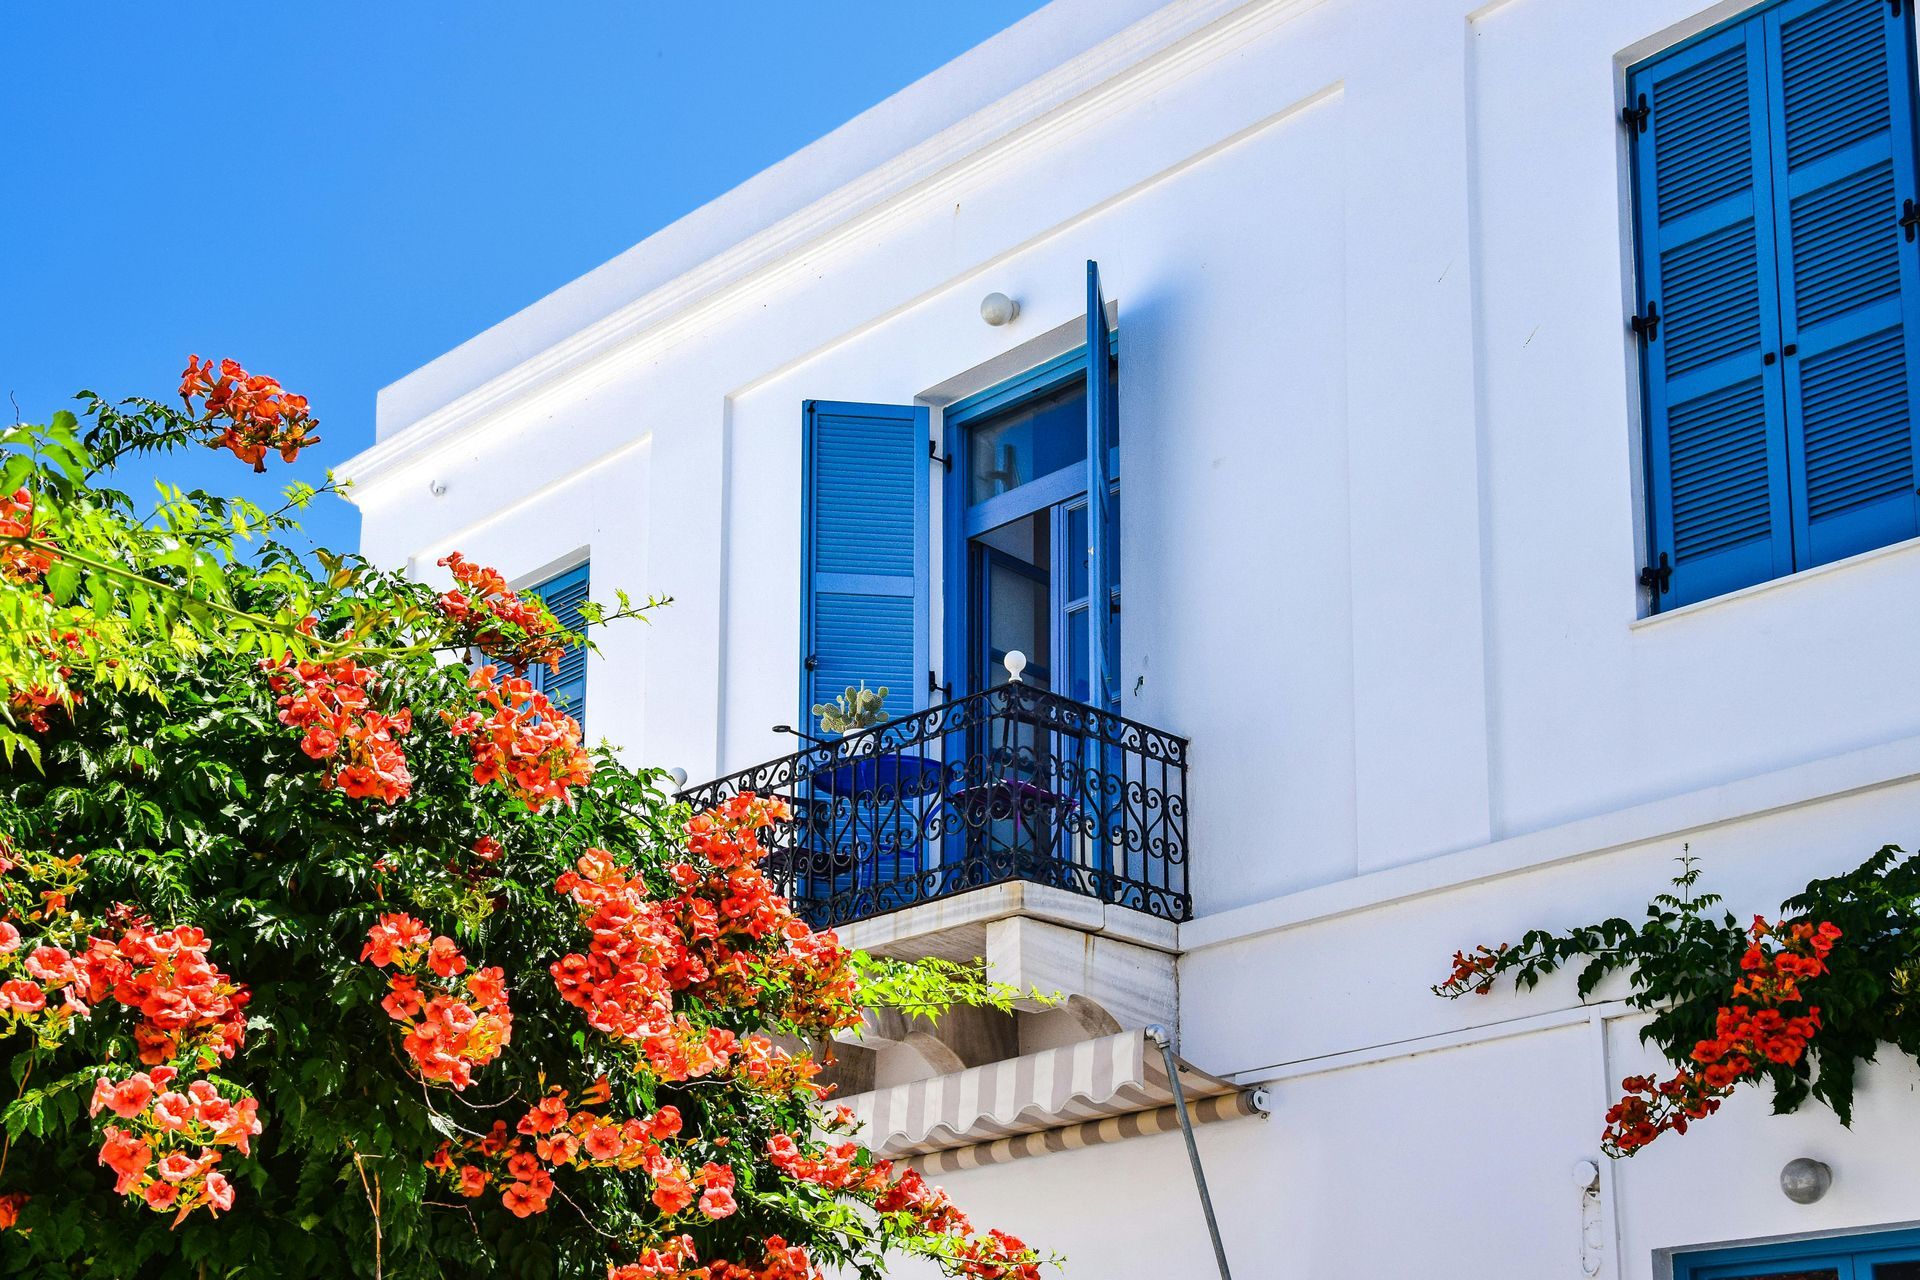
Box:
[676,682,1190,927]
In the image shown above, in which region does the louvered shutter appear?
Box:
[1764,0,1920,568]
[800,401,930,730]
[531,562,590,730]
[1633,22,1794,609]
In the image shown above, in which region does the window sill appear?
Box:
[1629,533,1920,631]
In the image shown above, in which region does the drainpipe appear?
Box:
[1145,1024,1234,1280]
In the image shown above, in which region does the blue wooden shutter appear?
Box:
[1632,23,1793,608]
[1764,0,1920,568]
[1085,262,1118,705]
[800,401,930,729]
[531,561,590,730]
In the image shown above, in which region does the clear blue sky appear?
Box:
[1,2,1047,554]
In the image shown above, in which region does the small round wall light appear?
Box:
[1780,1158,1833,1204]
[429,479,448,497]
[979,292,1020,326]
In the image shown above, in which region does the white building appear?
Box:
[342,0,1920,1274]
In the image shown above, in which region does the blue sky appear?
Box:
[1,1,1047,554]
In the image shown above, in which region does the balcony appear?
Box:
[676,681,1190,929]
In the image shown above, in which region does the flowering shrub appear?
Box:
[447,666,593,811]
[179,355,319,471]
[436,552,568,674]
[1434,849,1920,1156]
[0,366,1044,1279]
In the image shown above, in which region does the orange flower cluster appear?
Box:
[179,355,319,471]
[263,652,414,804]
[1603,916,1841,1156]
[546,796,841,1087]
[765,1135,1040,1279]
[90,1067,260,1223]
[1434,942,1511,998]
[606,1236,820,1280]
[435,553,568,673]
[0,842,259,1229]
[6,628,87,734]
[447,666,591,810]
[0,488,55,583]
[362,913,511,1090]
[429,1087,733,1223]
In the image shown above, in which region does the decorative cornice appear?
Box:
[339,0,1315,495]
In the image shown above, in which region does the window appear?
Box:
[1628,0,1920,610]
[948,340,1119,707]
[797,261,1119,727]
[528,561,590,730]
[1674,1225,1920,1280]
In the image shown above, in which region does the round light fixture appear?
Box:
[1780,1158,1833,1204]
[980,292,1019,326]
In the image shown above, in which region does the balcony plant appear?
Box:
[1434,846,1920,1157]
[811,682,890,737]
[0,363,1050,1279]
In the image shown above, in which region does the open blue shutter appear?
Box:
[1633,24,1793,608]
[800,401,930,729]
[531,562,590,730]
[1765,0,1920,568]
[1085,262,1118,705]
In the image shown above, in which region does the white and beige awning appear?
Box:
[840,1029,1267,1174]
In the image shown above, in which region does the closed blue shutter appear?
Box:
[800,401,930,729]
[530,562,590,730]
[1632,22,1794,608]
[1765,0,1920,567]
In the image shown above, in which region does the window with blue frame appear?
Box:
[1628,0,1920,610]
[528,561,590,730]
[796,260,1120,725]
[1674,1224,1920,1280]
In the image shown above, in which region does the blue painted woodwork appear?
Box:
[529,561,590,730]
[1086,260,1119,706]
[1631,0,1920,609]
[799,400,931,731]
[1674,1224,1920,1279]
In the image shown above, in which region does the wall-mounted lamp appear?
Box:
[979,292,1020,326]
[666,767,688,789]
[1780,1158,1833,1204]
[429,479,448,497]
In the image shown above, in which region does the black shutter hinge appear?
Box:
[804,654,818,672]
[1901,198,1920,241]
[1892,0,1903,17]
[1639,552,1672,595]
[928,670,950,701]
[929,440,952,472]
[1622,93,1650,133]
[1631,301,1661,342]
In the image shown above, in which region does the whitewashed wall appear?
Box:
[346,0,1920,1272]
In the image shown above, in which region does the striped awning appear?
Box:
[842,1030,1265,1171]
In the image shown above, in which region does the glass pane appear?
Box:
[968,379,1088,503]
[976,510,1050,691]
[1106,355,1120,457]
[1108,490,1121,588]
[1067,504,1088,602]
[1873,1265,1920,1280]
[1067,607,1089,704]
[1717,1271,1839,1280]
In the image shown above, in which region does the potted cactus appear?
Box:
[811,681,890,737]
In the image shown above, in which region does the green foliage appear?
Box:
[0,390,1032,1278]
[1435,847,1920,1127]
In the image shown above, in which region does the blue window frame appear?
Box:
[1674,1225,1920,1280]
[942,262,1120,707]
[528,561,590,730]
[1629,0,1920,610]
